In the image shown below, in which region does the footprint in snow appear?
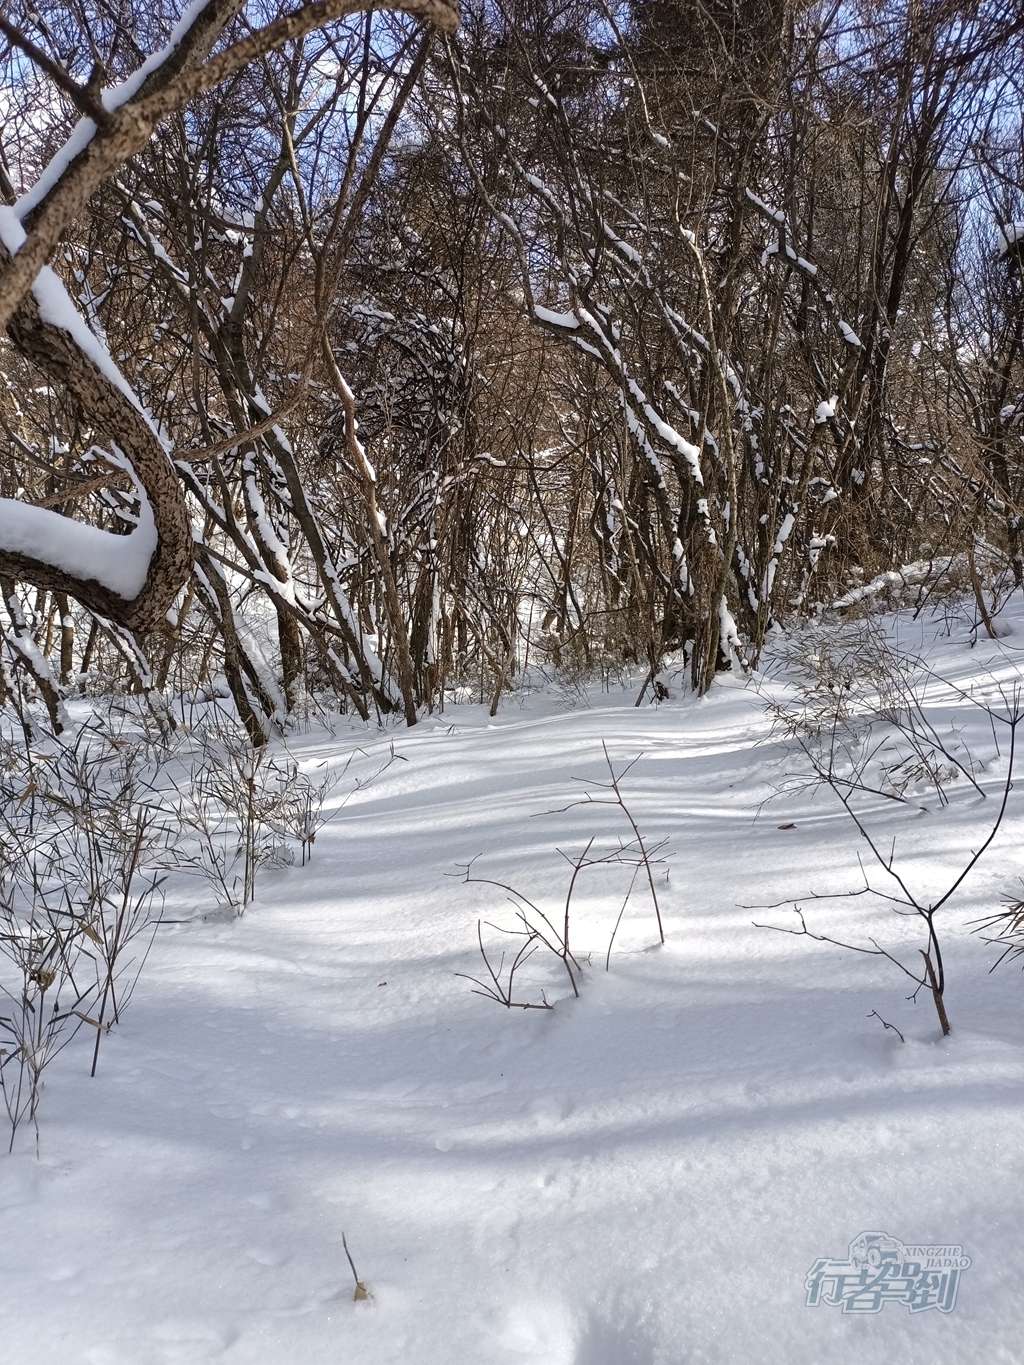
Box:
[528,1095,573,1126]
[574,1312,656,1365]
[148,1318,239,1357]
[0,1161,40,1212]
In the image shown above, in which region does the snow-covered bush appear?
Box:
[759,622,1024,1035]
[459,746,668,1008]
[0,721,170,1149]
[765,619,983,807]
[169,711,339,916]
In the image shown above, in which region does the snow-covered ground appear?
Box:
[5,601,1024,1364]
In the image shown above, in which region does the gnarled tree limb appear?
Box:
[1,288,193,631]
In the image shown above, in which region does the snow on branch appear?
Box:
[745,188,863,352]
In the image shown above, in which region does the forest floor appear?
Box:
[5,593,1024,1364]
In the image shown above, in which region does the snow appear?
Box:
[773,511,796,555]
[0,452,157,600]
[786,247,818,276]
[534,305,580,330]
[639,400,703,475]
[6,599,1024,1361]
[744,188,785,225]
[838,320,862,348]
[603,227,641,264]
[832,556,956,609]
[996,222,1024,256]
[623,404,670,491]
[718,595,743,665]
[815,396,838,424]
[617,374,703,482]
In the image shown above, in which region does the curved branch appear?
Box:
[0,284,192,632]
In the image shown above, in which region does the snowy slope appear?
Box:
[4,605,1024,1364]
